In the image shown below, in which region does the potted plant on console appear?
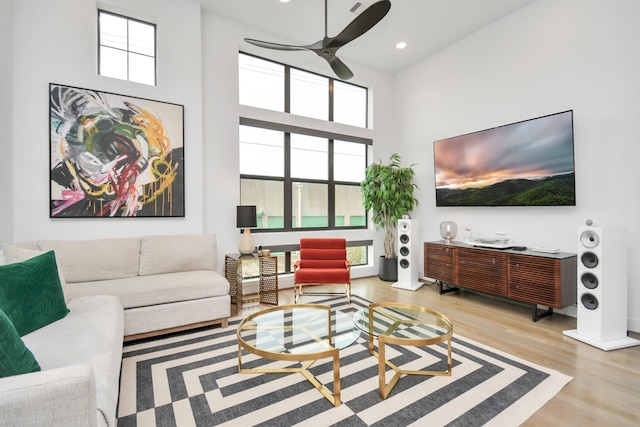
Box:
[361,153,419,281]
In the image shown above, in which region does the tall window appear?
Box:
[238,53,371,269]
[98,10,156,85]
[239,53,370,233]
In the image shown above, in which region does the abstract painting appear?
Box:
[49,83,185,217]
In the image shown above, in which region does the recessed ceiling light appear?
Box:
[280,0,290,3]
[396,41,407,49]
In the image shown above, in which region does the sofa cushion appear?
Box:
[38,238,141,283]
[124,295,230,337]
[64,270,229,309]
[0,251,69,336]
[1,243,48,265]
[0,308,40,378]
[22,295,124,427]
[0,243,68,295]
[139,234,217,276]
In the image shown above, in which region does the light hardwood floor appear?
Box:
[271,276,640,427]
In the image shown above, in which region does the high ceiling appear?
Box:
[198,0,537,75]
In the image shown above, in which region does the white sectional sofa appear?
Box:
[0,233,231,426]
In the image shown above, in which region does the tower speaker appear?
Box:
[563,222,639,350]
[392,218,423,291]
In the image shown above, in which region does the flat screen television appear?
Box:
[433,110,575,207]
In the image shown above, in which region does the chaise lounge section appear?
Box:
[0,295,124,427]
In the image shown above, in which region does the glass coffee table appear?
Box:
[353,302,453,398]
[236,304,360,406]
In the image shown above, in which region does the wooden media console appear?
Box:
[424,241,577,321]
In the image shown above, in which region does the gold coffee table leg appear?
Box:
[300,353,341,406]
[377,338,402,399]
[354,303,454,399]
[376,335,453,399]
[238,343,342,406]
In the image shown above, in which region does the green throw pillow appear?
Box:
[0,308,40,378]
[0,250,69,336]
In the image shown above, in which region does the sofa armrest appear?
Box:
[0,365,98,427]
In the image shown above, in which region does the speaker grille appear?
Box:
[580,252,599,268]
[581,293,599,310]
[580,272,598,289]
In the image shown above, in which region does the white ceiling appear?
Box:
[198,0,537,76]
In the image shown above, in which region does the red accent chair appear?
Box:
[293,238,351,303]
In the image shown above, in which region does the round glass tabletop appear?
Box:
[237,304,360,356]
[352,302,453,342]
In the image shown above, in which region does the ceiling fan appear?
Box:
[244,0,391,80]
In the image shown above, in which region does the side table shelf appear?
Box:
[225,254,278,311]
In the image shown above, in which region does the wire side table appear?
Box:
[225,253,278,311]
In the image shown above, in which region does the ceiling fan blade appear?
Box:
[328,0,391,48]
[245,0,387,81]
[326,55,354,80]
[244,38,308,52]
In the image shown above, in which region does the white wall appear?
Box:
[10,0,203,241]
[396,0,640,330]
[0,0,13,243]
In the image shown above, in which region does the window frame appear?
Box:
[98,9,157,85]
[240,117,371,233]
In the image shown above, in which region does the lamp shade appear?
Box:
[237,205,257,228]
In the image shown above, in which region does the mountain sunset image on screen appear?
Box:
[433,110,575,207]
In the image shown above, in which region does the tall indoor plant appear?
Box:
[361,153,419,281]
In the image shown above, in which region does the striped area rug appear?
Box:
[116,296,571,427]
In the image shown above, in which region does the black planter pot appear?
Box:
[379,256,398,282]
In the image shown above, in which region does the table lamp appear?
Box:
[440,221,457,244]
[237,205,257,254]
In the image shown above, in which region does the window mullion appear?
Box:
[283,132,292,230]
[329,79,334,122]
[285,66,291,113]
[328,138,335,228]
[126,20,130,81]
